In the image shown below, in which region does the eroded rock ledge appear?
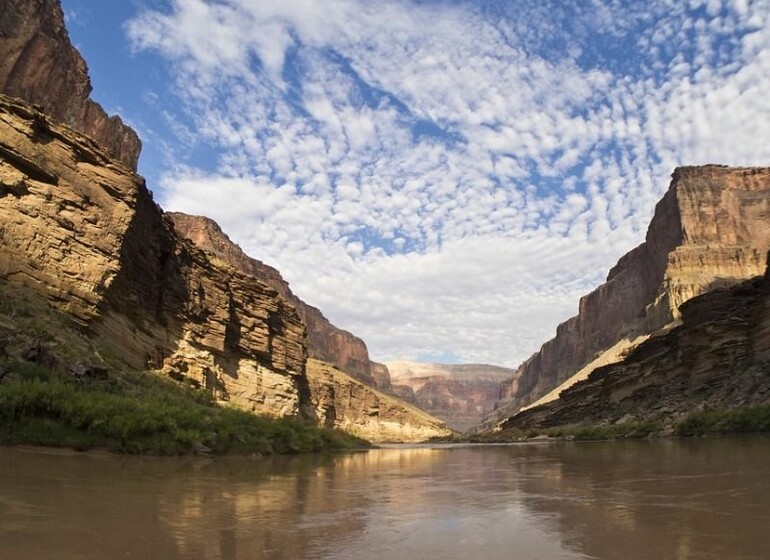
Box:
[166,214,453,440]
[168,212,383,388]
[306,359,452,442]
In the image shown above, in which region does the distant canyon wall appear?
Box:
[386,360,516,432]
[0,0,141,170]
[489,166,770,426]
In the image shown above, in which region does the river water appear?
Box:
[2,438,769,560]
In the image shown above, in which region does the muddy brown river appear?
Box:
[2,438,769,559]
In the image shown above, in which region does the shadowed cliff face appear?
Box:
[488,166,770,427]
[0,93,306,417]
[0,0,141,170]
[0,96,452,439]
[167,212,383,388]
[502,255,770,430]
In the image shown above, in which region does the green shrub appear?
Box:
[0,364,368,455]
[675,405,770,436]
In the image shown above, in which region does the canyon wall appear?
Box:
[0,93,306,417]
[386,361,516,432]
[0,0,141,170]
[168,213,382,387]
[489,166,770,426]
[370,362,393,392]
[166,215,454,439]
[305,359,452,442]
[0,93,451,439]
[0,0,457,441]
[502,257,770,430]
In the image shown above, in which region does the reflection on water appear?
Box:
[2,439,770,560]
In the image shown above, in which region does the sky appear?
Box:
[60,0,770,367]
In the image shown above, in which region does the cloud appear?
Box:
[128,0,770,367]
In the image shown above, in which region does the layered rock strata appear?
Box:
[168,212,381,387]
[0,0,141,170]
[166,216,452,440]
[305,359,452,442]
[502,257,770,430]
[489,166,770,426]
[386,360,516,432]
[0,93,306,416]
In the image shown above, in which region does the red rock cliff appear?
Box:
[491,166,770,424]
[0,0,141,170]
[167,212,382,387]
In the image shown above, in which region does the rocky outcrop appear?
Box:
[305,359,452,442]
[502,257,770,430]
[386,361,516,432]
[489,166,770,426]
[0,0,141,170]
[0,93,306,417]
[167,212,382,387]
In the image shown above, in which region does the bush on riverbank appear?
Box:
[0,363,368,455]
[674,404,770,436]
[561,421,663,440]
